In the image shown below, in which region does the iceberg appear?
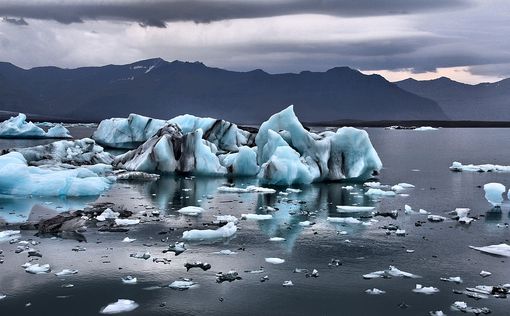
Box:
[0,113,71,139]
[109,106,381,184]
[4,138,114,166]
[469,243,510,257]
[100,299,139,314]
[182,222,237,241]
[450,161,510,172]
[412,284,439,295]
[0,152,114,197]
[483,183,505,206]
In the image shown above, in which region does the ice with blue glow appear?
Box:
[0,114,71,139]
[0,152,114,197]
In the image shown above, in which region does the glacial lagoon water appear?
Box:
[1,127,509,315]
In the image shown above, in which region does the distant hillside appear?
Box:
[0,58,447,123]
[396,77,510,121]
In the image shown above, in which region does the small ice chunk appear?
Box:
[450,301,491,314]
[100,299,139,314]
[483,183,505,206]
[182,222,237,241]
[265,257,285,264]
[387,266,420,278]
[96,208,119,221]
[414,126,437,131]
[298,221,311,226]
[469,243,510,257]
[218,186,276,194]
[429,311,446,316]
[398,183,415,188]
[336,205,375,212]
[282,280,294,287]
[365,288,386,295]
[453,208,473,224]
[327,217,361,224]
[428,215,447,222]
[169,279,197,290]
[479,270,492,278]
[412,284,439,295]
[214,249,237,255]
[286,188,302,193]
[122,237,136,243]
[114,218,140,226]
[241,214,273,220]
[404,204,413,214]
[122,276,137,284]
[25,263,51,274]
[55,269,78,276]
[214,215,238,224]
[129,252,150,260]
[440,276,463,283]
[269,237,285,242]
[365,188,396,197]
[395,229,406,236]
[177,206,204,216]
[0,294,5,300]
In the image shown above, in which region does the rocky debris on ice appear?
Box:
[469,243,510,257]
[129,251,150,260]
[121,276,137,284]
[100,299,139,314]
[412,284,439,295]
[108,106,381,184]
[0,114,72,139]
[177,206,205,216]
[483,183,505,206]
[164,242,187,255]
[363,266,420,279]
[0,152,114,197]
[182,222,237,241]
[365,288,386,295]
[37,212,87,237]
[115,171,160,181]
[265,257,285,264]
[185,261,211,271]
[450,301,490,314]
[216,270,242,283]
[2,138,112,166]
[450,161,510,173]
[169,279,198,290]
[428,215,447,222]
[96,208,120,222]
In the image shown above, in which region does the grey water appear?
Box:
[1,127,509,315]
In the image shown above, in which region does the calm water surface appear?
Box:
[0,127,509,315]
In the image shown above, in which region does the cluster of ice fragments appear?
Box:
[0,114,71,139]
[97,106,382,184]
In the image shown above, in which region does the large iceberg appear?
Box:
[94,113,254,150]
[0,114,72,139]
[107,106,382,184]
[2,138,114,166]
[0,152,114,196]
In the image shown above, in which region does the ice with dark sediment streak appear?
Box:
[104,106,381,184]
[0,113,71,139]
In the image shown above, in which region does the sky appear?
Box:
[0,0,508,84]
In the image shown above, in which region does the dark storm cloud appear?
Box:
[1,17,28,26]
[0,0,471,27]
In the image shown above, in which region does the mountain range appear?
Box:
[0,58,448,123]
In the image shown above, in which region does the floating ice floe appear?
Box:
[429,311,446,316]
[129,252,150,260]
[440,276,463,284]
[282,280,294,287]
[0,114,71,139]
[182,222,237,241]
[336,205,375,212]
[216,271,242,283]
[121,276,137,284]
[107,106,381,184]
[412,284,439,295]
[114,218,140,226]
[177,206,205,216]
[169,279,198,290]
[450,161,510,173]
[55,269,78,276]
[241,213,273,220]
[0,294,5,300]
[414,126,438,131]
[452,208,473,224]
[122,237,136,243]
[363,266,420,279]
[24,263,51,274]
[214,249,237,255]
[265,257,285,264]
[469,243,510,257]
[483,183,505,206]
[0,152,114,197]
[269,237,285,242]
[218,185,276,194]
[0,230,21,242]
[365,188,396,197]
[214,215,239,224]
[450,301,490,314]
[428,215,447,222]
[100,299,139,314]
[365,288,386,295]
[298,221,312,227]
[115,171,160,181]
[479,270,492,278]
[327,217,362,224]
[97,208,120,221]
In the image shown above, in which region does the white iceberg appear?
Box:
[0,113,71,139]
[365,288,386,295]
[100,299,139,314]
[412,284,439,294]
[0,152,113,196]
[182,222,237,241]
[483,183,505,206]
[450,161,510,172]
[177,206,205,216]
[121,276,137,284]
[469,243,510,257]
[115,218,140,226]
[365,188,396,197]
[414,126,438,131]
[25,263,51,274]
[169,279,198,290]
[265,257,285,264]
[97,208,120,221]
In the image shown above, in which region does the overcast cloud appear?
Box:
[0,0,508,83]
